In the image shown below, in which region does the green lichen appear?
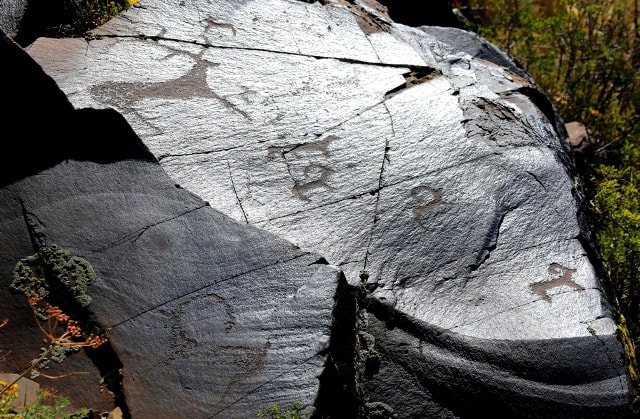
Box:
[363,401,397,419]
[30,345,81,377]
[255,401,310,419]
[11,245,96,318]
[357,331,380,379]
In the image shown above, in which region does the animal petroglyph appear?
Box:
[292,163,335,201]
[530,263,584,302]
[268,136,338,201]
[162,293,269,408]
[90,47,250,121]
[91,52,214,105]
[164,293,236,361]
[203,17,237,36]
[410,185,451,227]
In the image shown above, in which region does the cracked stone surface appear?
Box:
[0,28,342,418]
[21,0,634,416]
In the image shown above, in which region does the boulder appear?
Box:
[0,0,26,38]
[0,28,345,418]
[11,0,636,416]
[566,120,591,153]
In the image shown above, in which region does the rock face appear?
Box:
[0,0,26,38]
[1,0,634,417]
[0,29,344,418]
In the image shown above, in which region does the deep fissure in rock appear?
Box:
[313,274,361,418]
[384,67,442,99]
[377,0,465,28]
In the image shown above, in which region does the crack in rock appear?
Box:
[466,211,506,273]
[93,204,208,252]
[108,252,311,329]
[384,66,442,99]
[91,33,427,70]
[227,160,249,224]
[362,104,393,273]
[336,0,391,35]
[20,199,47,250]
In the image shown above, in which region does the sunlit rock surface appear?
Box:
[0,28,343,418]
[16,0,634,416]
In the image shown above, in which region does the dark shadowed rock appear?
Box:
[418,26,530,79]
[13,0,637,416]
[379,0,464,28]
[11,0,108,46]
[0,27,345,418]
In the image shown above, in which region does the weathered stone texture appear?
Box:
[0,0,632,416]
[1,26,342,418]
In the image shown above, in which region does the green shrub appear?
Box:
[73,0,139,33]
[0,384,91,419]
[19,392,90,419]
[43,0,140,38]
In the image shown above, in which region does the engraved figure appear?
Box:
[410,185,450,227]
[530,263,584,302]
[292,163,334,201]
[268,136,338,201]
[161,293,270,409]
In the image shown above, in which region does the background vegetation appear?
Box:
[14,0,138,46]
[56,0,138,35]
[461,0,640,380]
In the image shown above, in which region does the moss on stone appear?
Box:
[363,401,397,419]
[11,245,96,318]
[618,314,639,382]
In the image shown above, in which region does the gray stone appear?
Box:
[0,27,343,418]
[0,0,27,38]
[20,0,635,416]
[418,26,530,80]
[566,120,591,152]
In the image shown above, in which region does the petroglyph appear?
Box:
[267,136,338,201]
[203,17,237,36]
[91,52,214,106]
[293,163,335,201]
[531,263,584,302]
[90,47,250,121]
[161,293,269,407]
[216,342,271,410]
[410,185,451,227]
[163,293,236,364]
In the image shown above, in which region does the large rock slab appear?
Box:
[0,29,344,418]
[25,0,634,416]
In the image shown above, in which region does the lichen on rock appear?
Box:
[11,245,96,317]
[364,401,397,419]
